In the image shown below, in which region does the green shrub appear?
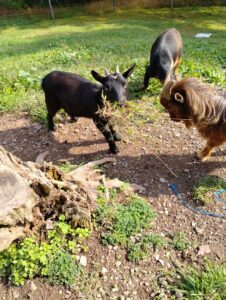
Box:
[0,216,90,286]
[47,251,81,286]
[127,233,166,262]
[95,191,159,261]
[98,194,155,246]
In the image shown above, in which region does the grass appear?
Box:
[193,175,226,205]
[95,192,155,246]
[171,231,190,251]
[170,260,226,299]
[0,6,225,125]
[94,186,169,261]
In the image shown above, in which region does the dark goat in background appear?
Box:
[140,28,183,90]
[41,65,135,154]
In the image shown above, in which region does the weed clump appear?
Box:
[0,215,90,286]
[171,231,190,251]
[95,187,167,261]
[169,260,226,299]
[47,251,81,286]
[193,175,226,205]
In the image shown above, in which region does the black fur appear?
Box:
[42,65,135,154]
[141,28,183,90]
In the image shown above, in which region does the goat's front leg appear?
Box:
[109,123,122,141]
[93,117,119,154]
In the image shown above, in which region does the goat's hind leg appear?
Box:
[139,65,152,91]
[196,139,223,161]
[196,144,214,161]
[45,93,60,131]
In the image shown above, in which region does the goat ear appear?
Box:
[91,70,104,83]
[174,92,184,103]
[123,64,136,79]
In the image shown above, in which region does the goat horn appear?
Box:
[104,68,110,76]
[161,80,175,100]
[116,65,120,73]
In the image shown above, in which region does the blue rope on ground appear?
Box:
[169,183,226,219]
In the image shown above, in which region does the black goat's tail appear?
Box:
[41,75,48,91]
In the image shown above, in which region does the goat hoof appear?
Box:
[196,151,208,161]
[109,145,119,154]
[71,117,79,123]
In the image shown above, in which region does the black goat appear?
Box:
[140,28,183,90]
[41,65,135,154]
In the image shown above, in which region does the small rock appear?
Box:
[30,281,37,292]
[65,290,71,295]
[46,219,54,230]
[160,177,166,183]
[12,290,20,299]
[101,267,108,275]
[195,227,204,235]
[79,255,87,267]
[197,245,211,256]
[111,286,119,292]
[132,291,137,295]
[175,291,183,299]
[116,261,121,268]
[191,221,196,227]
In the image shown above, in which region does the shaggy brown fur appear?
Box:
[160,77,226,160]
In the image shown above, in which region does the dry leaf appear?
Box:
[35,151,49,164]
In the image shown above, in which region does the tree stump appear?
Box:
[0,146,145,252]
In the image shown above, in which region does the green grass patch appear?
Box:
[127,233,166,262]
[169,261,226,299]
[94,186,168,261]
[0,7,225,125]
[193,175,226,205]
[0,215,90,286]
[59,161,76,173]
[171,231,190,251]
[96,193,155,246]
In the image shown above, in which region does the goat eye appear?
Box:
[104,85,111,91]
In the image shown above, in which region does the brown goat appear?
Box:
[160,77,226,161]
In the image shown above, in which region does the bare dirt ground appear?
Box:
[0,112,225,300]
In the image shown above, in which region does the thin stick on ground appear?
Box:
[153,152,177,178]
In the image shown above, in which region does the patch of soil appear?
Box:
[0,112,225,299]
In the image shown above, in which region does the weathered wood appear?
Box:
[0,146,145,252]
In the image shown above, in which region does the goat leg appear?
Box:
[109,124,122,141]
[93,117,119,154]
